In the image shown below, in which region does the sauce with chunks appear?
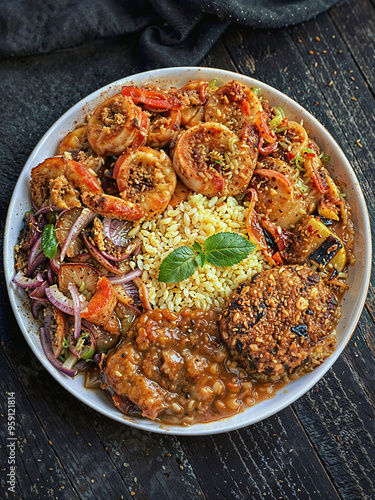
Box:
[102,308,286,425]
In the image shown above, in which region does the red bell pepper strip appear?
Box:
[258,137,277,156]
[121,86,182,110]
[255,111,277,144]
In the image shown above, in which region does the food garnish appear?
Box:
[158,232,255,283]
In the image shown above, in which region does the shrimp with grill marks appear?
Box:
[173,122,254,198]
[30,156,103,209]
[31,156,146,221]
[115,146,177,220]
[87,94,143,156]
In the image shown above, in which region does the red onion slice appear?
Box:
[47,262,55,285]
[34,205,67,217]
[13,271,44,289]
[102,218,132,246]
[100,239,142,262]
[60,208,98,262]
[39,326,75,377]
[50,249,62,274]
[67,252,91,263]
[107,268,142,284]
[27,252,48,277]
[21,214,38,250]
[31,300,46,319]
[45,285,87,316]
[68,283,82,339]
[27,234,47,276]
[29,280,49,298]
[82,233,124,275]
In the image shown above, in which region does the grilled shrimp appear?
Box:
[146,109,181,148]
[204,80,263,136]
[30,156,102,209]
[115,146,177,220]
[173,122,254,198]
[81,192,146,221]
[249,156,321,229]
[87,94,143,156]
[31,156,146,220]
[274,121,309,161]
[173,80,210,128]
[57,125,104,173]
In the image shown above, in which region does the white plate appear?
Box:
[4,67,372,435]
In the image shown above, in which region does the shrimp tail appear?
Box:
[81,192,145,221]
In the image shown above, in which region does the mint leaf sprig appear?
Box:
[158,232,255,284]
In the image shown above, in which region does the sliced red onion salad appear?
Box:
[68,283,82,339]
[50,249,62,274]
[27,234,47,276]
[107,268,142,284]
[45,285,88,316]
[20,214,39,250]
[102,218,132,247]
[60,208,98,262]
[39,326,75,377]
[47,262,55,285]
[27,251,48,277]
[82,233,125,274]
[13,271,44,290]
[29,280,49,298]
[99,238,141,262]
[34,205,67,217]
[31,300,45,319]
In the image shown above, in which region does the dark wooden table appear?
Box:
[1,1,374,498]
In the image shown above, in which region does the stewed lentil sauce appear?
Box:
[102,308,286,425]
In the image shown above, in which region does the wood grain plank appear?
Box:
[178,409,340,499]
[85,406,207,500]
[293,356,375,499]
[330,0,375,93]
[0,344,79,500]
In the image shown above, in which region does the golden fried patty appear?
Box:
[218,265,341,377]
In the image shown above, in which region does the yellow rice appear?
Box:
[129,193,267,312]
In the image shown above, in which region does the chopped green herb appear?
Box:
[79,282,85,293]
[269,106,286,129]
[302,147,316,155]
[252,87,260,95]
[63,337,69,349]
[275,126,290,134]
[41,224,59,259]
[321,153,330,164]
[209,79,218,90]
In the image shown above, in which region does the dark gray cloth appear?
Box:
[0,0,339,67]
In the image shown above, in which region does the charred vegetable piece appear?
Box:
[45,306,67,358]
[309,235,343,268]
[55,207,84,258]
[288,216,346,272]
[58,263,101,298]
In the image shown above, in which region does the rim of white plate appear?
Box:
[4,67,372,435]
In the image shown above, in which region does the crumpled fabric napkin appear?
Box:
[0,0,339,67]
